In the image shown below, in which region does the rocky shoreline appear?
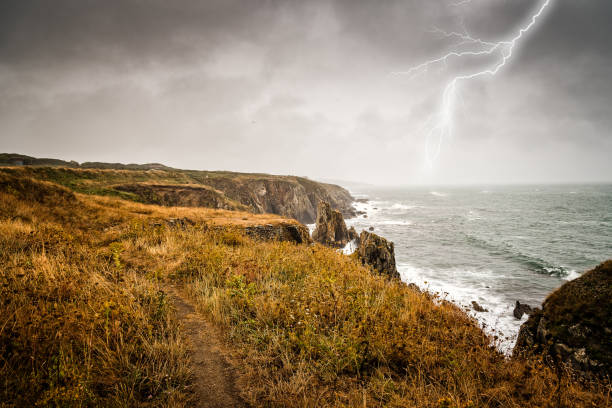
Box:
[312,201,399,279]
[314,197,611,379]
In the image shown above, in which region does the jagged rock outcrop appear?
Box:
[200,176,355,224]
[357,231,399,279]
[348,226,359,242]
[472,301,487,313]
[513,260,612,378]
[513,301,533,319]
[245,223,311,244]
[312,201,350,248]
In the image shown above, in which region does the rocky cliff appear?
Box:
[312,201,350,247]
[0,156,355,224]
[310,201,399,279]
[513,260,612,378]
[357,231,400,279]
[195,174,355,224]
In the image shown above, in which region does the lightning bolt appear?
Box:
[397,0,553,168]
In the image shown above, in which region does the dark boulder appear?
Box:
[245,223,311,244]
[472,301,487,312]
[312,201,350,248]
[513,301,533,319]
[357,231,399,279]
[513,260,612,378]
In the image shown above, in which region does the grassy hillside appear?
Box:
[0,172,609,407]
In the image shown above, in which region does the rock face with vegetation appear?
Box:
[114,183,249,211]
[312,201,350,247]
[0,155,355,224]
[514,260,612,377]
[245,223,311,244]
[357,230,399,279]
[199,174,355,224]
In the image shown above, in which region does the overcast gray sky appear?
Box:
[1,0,610,185]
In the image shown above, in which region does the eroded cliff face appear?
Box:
[357,231,400,280]
[312,201,350,248]
[0,159,355,225]
[114,183,248,211]
[196,175,354,224]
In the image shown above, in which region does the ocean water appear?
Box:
[343,184,612,353]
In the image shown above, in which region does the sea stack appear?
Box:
[312,201,350,248]
[357,230,400,279]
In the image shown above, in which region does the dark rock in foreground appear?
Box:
[245,223,311,244]
[472,301,487,313]
[312,201,350,248]
[357,231,399,279]
[513,260,612,378]
[513,301,533,319]
[311,202,399,280]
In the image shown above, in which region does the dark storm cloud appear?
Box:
[0,0,610,184]
[0,0,263,66]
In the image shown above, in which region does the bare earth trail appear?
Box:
[168,287,248,408]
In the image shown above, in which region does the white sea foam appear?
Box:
[430,191,448,197]
[398,263,523,354]
[341,239,358,255]
[390,203,415,210]
[563,269,581,281]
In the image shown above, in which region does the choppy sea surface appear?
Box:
[342,184,612,353]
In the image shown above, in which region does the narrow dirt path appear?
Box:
[169,287,248,408]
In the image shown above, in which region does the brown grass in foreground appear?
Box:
[0,173,610,407]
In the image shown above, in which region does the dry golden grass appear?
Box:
[163,233,611,408]
[85,194,298,226]
[0,174,193,407]
[0,172,610,407]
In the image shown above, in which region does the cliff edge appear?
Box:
[0,155,355,224]
[514,260,612,378]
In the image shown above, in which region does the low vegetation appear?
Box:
[0,172,609,407]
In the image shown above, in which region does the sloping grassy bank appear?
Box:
[0,173,609,407]
[0,175,192,406]
[153,231,610,407]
